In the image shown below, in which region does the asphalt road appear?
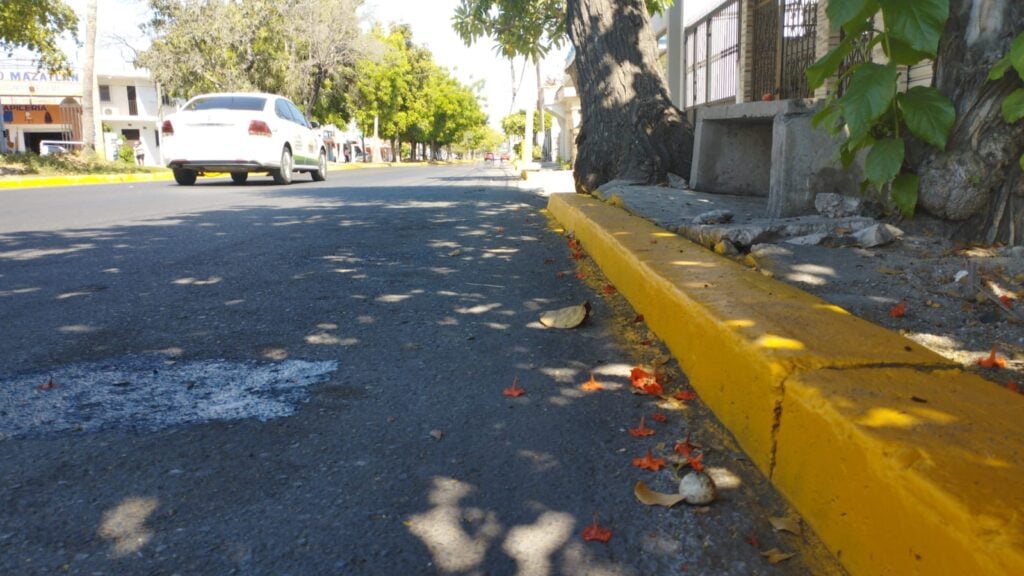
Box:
[0,165,840,575]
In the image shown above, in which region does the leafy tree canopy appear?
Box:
[0,0,79,73]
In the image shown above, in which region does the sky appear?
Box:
[40,0,572,130]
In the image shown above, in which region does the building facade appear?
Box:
[0,62,174,166]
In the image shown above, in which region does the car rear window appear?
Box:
[184,96,266,112]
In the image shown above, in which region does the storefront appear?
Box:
[0,65,84,154]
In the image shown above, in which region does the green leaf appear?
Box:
[812,103,843,132]
[879,0,949,56]
[885,36,933,66]
[827,0,879,35]
[865,139,905,187]
[1020,153,1024,172]
[989,55,1011,81]
[840,63,899,141]
[891,173,919,216]
[1002,88,1024,124]
[1011,32,1024,79]
[897,86,956,149]
[807,37,854,90]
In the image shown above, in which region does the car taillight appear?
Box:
[248,120,272,137]
[161,120,174,136]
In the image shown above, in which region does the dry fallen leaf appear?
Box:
[539,303,589,329]
[768,516,802,536]
[634,480,685,507]
[429,429,444,441]
[761,548,796,565]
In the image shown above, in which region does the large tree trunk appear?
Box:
[566,0,692,194]
[81,0,99,153]
[915,0,1024,245]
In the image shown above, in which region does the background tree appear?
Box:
[452,0,565,162]
[138,0,364,119]
[0,0,78,73]
[81,0,99,152]
[281,0,365,115]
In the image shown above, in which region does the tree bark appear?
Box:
[566,0,692,194]
[81,0,99,153]
[536,58,547,162]
[915,0,1024,245]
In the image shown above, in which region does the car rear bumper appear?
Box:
[166,160,277,173]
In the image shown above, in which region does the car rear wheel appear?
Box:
[230,171,248,184]
[272,146,293,185]
[173,169,197,186]
[312,149,327,181]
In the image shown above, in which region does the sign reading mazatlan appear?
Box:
[0,67,82,98]
[2,104,66,125]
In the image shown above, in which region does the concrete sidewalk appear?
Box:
[525,172,1024,576]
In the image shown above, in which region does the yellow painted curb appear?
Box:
[547,193,1024,576]
[0,171,175,189]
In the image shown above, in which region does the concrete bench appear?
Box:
[690,100,863,218]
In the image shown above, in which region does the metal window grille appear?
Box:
[684,0,741,109]
[751,0,818,100]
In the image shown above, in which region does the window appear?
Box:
[99,85,110,102]
[127,85,138,116]
[185,96,267,112]
[275,99,291,121]
[285,100,308,127]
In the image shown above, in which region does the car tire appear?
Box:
[312,149,327,181]
[272,146,293,185]
[173,169,197,186]
[230,171,248,184]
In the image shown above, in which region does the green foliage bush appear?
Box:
[807,0,955,216]
[117,143,136,163]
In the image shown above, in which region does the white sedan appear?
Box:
[161,92,327,185]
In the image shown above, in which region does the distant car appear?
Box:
[160,92,327,185]
[484,152,495,161]
[40,144,68,156]
[499,151,511,161]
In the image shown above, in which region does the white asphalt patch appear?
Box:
[0,356,338,438]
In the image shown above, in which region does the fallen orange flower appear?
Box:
[502,377,526,397]
[686,452,705,472]
[581,373,603,391]
[1000,295,1013,308]
[582,513,612,542]
[674,389,697,402]
[634,314,645,323]
[628,416,656,437]
[603,285,616,295]
[632,448,666,471]
[571,250,585,261]
[650,412,668,423]
[978,345,1008,369]
[641,381,663,396]
[37,377,57,391]
[568,238,580,251]
[631,366,663,396]
[630,366,652,384]
[889,302,906,318]
[575,271,587,279]
[674,437,697,458]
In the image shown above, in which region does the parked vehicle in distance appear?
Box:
[38,140,82,156]
[160,92,327,186]
[484,152,495,161]
[499,151,511,161]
